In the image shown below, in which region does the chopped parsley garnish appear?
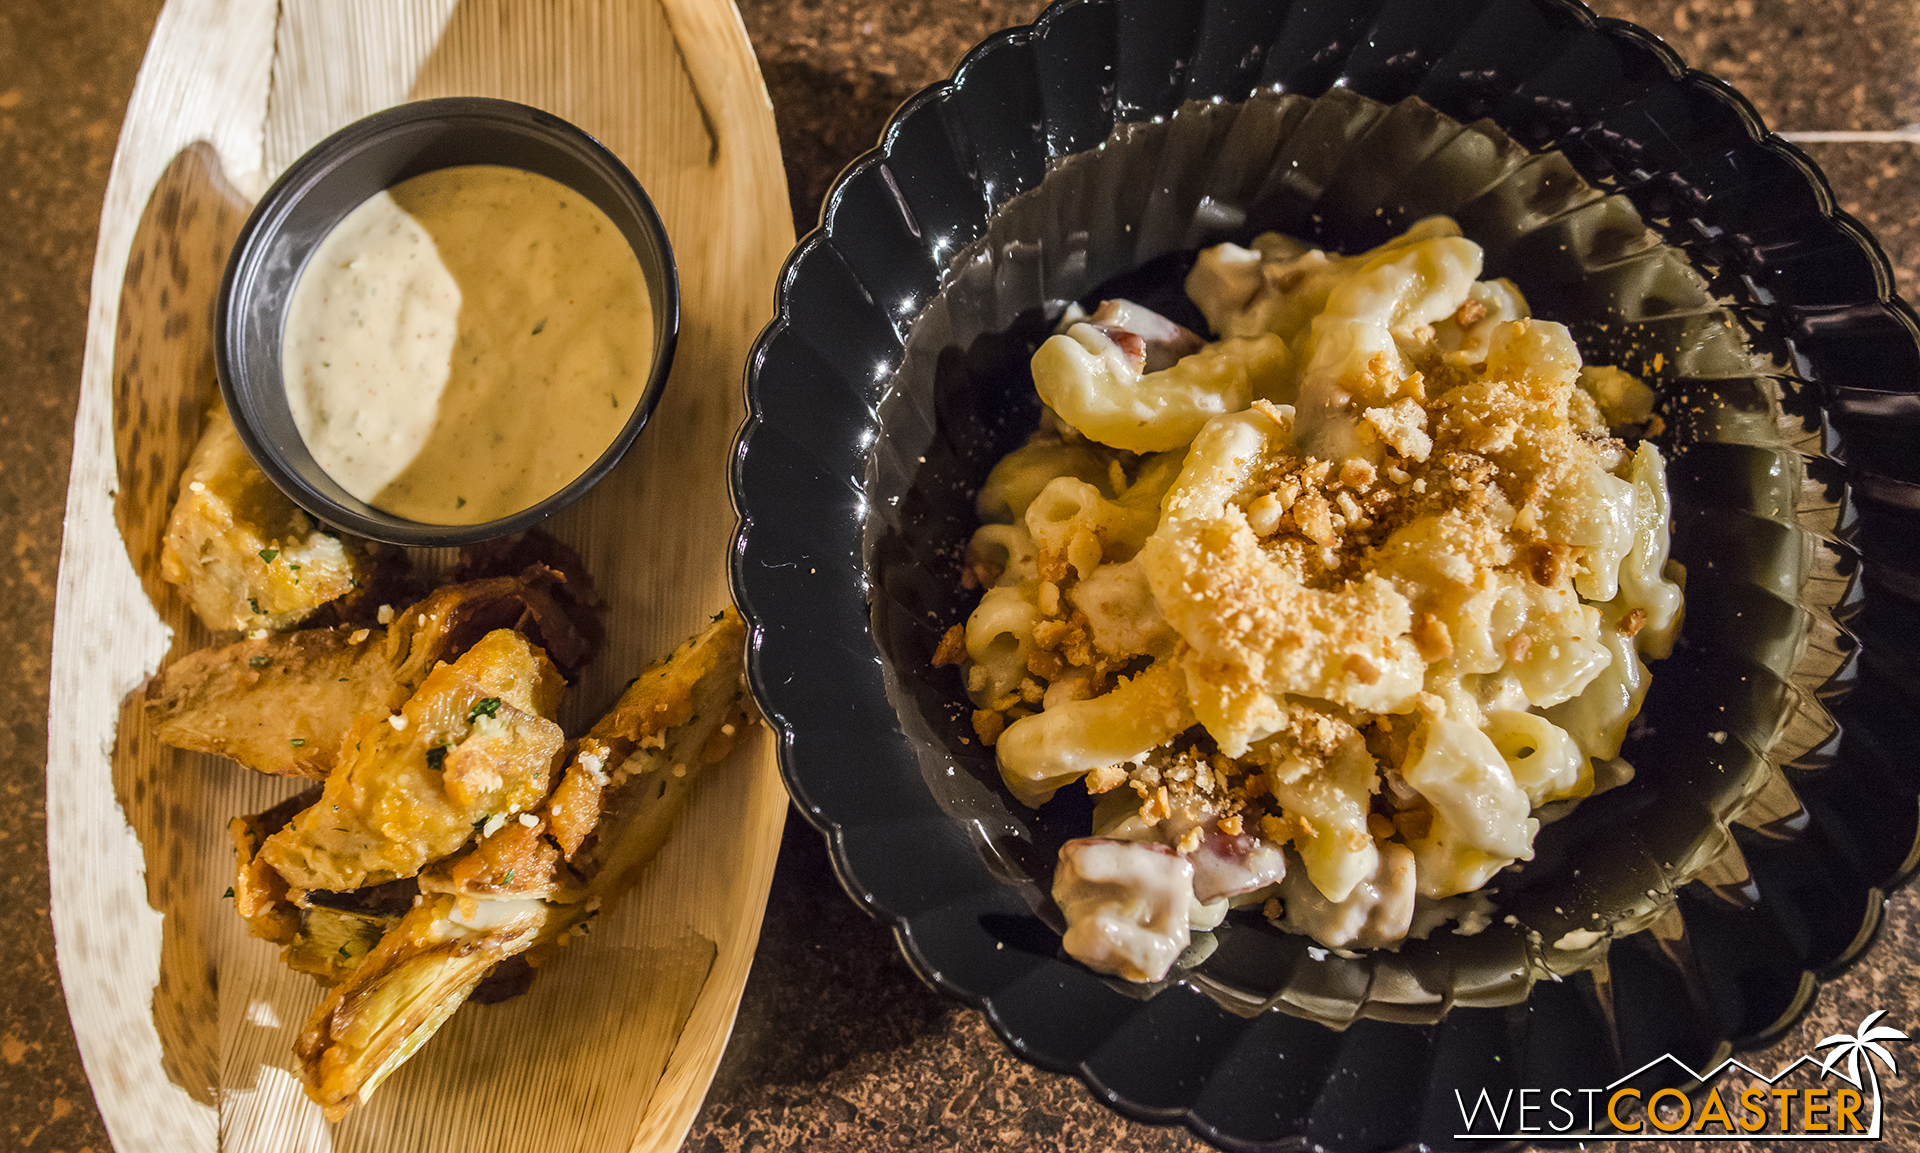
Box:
[248,597,262,614]
[248,655,270,669]
[337,944,351,959]
[222,887,235,899]
[289,737,306,747]
[258,548,279,562]
[501,868,515,883]
[531,319,547,335]
[288,562,302,572]
[468,697,503,722]
[425,746,447,772]
[473,814,491,831]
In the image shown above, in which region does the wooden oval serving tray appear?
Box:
[46,1,793,1150]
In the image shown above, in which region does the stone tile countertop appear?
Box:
[4,1,1918,1150]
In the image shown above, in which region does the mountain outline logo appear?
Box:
[1451,1011,1907,1141]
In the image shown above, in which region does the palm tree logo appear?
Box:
[1815,1010,1908,1138]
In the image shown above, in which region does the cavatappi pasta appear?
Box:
[939,218,1683,981]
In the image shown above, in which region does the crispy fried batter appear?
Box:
[232,788,417,983]
[397,610,751,905]
[148,566,601,778]
[419,817,568,899]
[229,788,315,945]
[260,630,565,891]
[587,612,741,750]
[161,628,397,779]
[541,737,611,861]
[546,608,752,896]
[159,402,390,633]
[449,531,603,678]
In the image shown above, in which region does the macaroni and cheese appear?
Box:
[941,219,1683,980]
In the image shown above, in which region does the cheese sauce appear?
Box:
[282,164,653,524]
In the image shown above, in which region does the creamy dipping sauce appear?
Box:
[282,164,653,524]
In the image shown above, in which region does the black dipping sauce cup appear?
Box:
[216,96,679,547]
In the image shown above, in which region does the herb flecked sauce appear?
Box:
[281,164,653,525]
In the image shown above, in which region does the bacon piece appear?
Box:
[1188,826,1287,904]
[1084,298,1207,373]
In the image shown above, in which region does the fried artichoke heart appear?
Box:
[294,608,753,1119]
[284,904,398,986]
[418,606,753,902]
[149,566,598,779]
[232,789,422,982]
[260,629,566,892]
[296,893,553,1120]
[159,402,389,633]
[568,608,755,898]
[230,788,313,945]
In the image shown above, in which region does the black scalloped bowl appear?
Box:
[731,1,1920,1149]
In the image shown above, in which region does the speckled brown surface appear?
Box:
[6,2,1919,1151]
[736,0,1052,228]
[1599,0,1920,133]
[1,3,167,1151]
